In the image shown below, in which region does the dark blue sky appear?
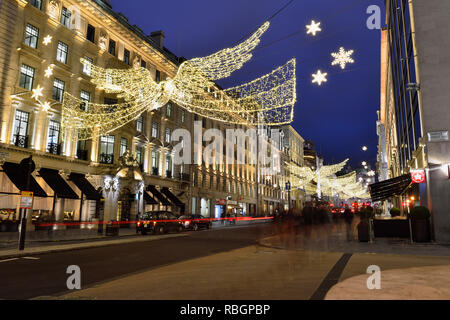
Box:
[110,0,385,168]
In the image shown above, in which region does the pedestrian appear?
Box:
[343,206,354,241]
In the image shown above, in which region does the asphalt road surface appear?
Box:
[0,223,275,300]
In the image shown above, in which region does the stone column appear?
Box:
[30,107,41,149]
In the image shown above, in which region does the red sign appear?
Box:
[411,170,426,184]
[216,199,226,206]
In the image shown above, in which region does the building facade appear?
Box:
[378,0,450,243]
[0,0,286,233]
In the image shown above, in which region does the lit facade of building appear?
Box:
[0,0,286,233]
[378,0,450,243]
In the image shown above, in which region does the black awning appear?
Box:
[161,187,185,208]
[369,174,412,202]
[69,173,102,200]
[2,162,47,197]
[144,191,159,205]
[147,185,172,206]
[39,168,79,199]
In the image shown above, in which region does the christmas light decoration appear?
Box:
[331,47,354,70]
[43,35,52,46]
[31,85,44,100]
[62,21,297,140]
[44,65,54,78]
[312,70,327,86]
[306,20,322,36]
[42,101,51,112]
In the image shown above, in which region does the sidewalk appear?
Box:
[326,265,450,300]
[0,219,270,259]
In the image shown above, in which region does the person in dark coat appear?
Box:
[343,206,354,240]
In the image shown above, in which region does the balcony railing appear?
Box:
[47,143,61,155]
[100,153,114,164]
[13,134,28,148]
[76,149,89,161]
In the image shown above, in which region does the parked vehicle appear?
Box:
[137,211,184,235]
[179,214,212,231]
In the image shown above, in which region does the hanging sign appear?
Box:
[411,170,426,184]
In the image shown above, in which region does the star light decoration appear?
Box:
[312,70,327,86]
[306,20,322,36]
[31,85,44,100]
[62,21,297,140]
[331,47,355,70]
[43,35,52,46]
[44,64,55,78]
[41,101,51,112]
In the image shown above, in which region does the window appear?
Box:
[52,78,65,102]
[166,103,172,117]
[181,110,186,123]
[24,24,39,49]
[27,0,42,10]
[136,116,144,132]
[86,24,95,43]
[12,110,30,148]
[165,128,171,143]
[136,145,143,165]
[120,138,128,156]
[152,122,158,138]
[56,41,68,64]
[100,135,115,164]
[123,48,130,65]
[141,60,146,68]
[152,151,160,174]
[155,70,161,83]
[108,39,116,56]
[76,140,88,160]
[166,156,172,177]
[47,120,61,154]
[80,90,90,111]
[61,7,71,28]
[19,64,35,90]
[83,56,93,76]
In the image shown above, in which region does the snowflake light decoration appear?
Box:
[312,70,328,86]
[331,47,354,69]
[306,20,322,36]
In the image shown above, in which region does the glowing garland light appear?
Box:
[61,21,297,140]
[331,47,354,70]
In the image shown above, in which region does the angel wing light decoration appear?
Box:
[62,22,296,140]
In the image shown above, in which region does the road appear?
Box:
[0,223,274,299]
[1,220,450,300]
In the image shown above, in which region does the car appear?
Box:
[179,214,212,231]
[137,211,184,235]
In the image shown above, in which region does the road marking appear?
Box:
[309,253,353,300]
[0,258,19,263]
[22,257,40,260]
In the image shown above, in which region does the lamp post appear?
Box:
[18,156,35,251]
[286,181,291,213]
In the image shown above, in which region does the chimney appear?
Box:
[150,31,165,49]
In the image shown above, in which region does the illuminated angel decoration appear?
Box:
[62,21,296,140]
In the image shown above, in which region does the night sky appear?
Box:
[109,0,386,169]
